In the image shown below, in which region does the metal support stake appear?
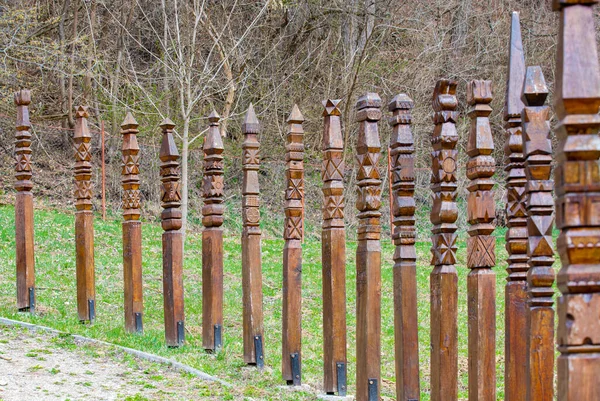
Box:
[336,361,347,396]
[214,324,222,351]
[28,287,35,314]
[368,378,378,401]
[135,312,143,333]
[290,352,301,386]
[176,321,185,346]
[88,299,95,322]
[254,335,264,369]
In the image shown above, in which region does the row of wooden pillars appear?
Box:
[11,3,600,400]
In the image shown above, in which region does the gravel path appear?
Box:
[0,325,229,401]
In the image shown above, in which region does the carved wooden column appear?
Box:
[430,79,459,401]
[355,93,382,401]
[554,1,600,399]
[159,118,185,347]
[466,80,496,401]
[522,66,555,401]
[241,104,264,367]
[202,111,224,352]
[282,104,304,385]
[503,13,529,401]
[388,94,419,401]
[74,106,96,323]
[321,99,347,396]
[14,90,35,313]
[121,113,143,333]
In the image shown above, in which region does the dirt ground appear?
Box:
[0,325,230,401]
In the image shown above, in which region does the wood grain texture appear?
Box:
[554,2,600,400]
[282,105,304,384]
[121,112,143,333]
[74,106,95,323]
[503,12,529,401]
[430,79,459,401]
[355,93,383,401]
[202,111,224,351]
[14,89,35,312]
[321,99,347,395]
[241,104,264,365]
[159,118,185,347]
[466,79,496,401]
[388,94,420,401]
[522,66,555,401]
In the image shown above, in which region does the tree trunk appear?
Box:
[180,117,190,238]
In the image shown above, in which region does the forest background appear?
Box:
[0,0,581,239]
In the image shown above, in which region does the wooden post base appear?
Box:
[16,192,35,311]
[282,239,302,384]
[123,221,143,333]
[504,281,528,401]
[202,228,223,351]
[76,210,95,323]
[162,231,184,347]
[242,232,264,364]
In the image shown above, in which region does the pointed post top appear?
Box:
[14,89,31,106]
[205,111,224,151]
[121,112,139,130]
[208,110,220,125]
[243,104,260,134]
[388,93,414,112]
[159,119,178,159]
[322,99,342,117]
[287,104,304,124]
[159,118,175,131]
[433,79,458,111]
[504,11,526,120]
[75,105,89,119]
[523,66,548,106]
[356,92,382,110]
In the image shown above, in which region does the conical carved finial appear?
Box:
[208,109,220,124]
[202,110,224,228]
[523,66,549,107]
[121,112,139,130]
[121,113,141,221]
[287,104,304,124]
[205,111,224,152]
[504,11,526,120]
[159,119,179,160]
[159,119,181,232]
[322,99,344,150]
[243,104,260,134]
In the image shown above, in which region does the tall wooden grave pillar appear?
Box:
[503,13,529,401]
[430,79,459,401]
[522,66,555,401]
[202,111,225,352]
[241,104,265,367]
[321,99,347,396]
[355,92,383,401]
[74,106,96,323]
[466,80,496,401]
[159,118,185,347]
[121,113,144,333]
[554,1,600,399]
[282,105,305,385]
[388,94,420,401]
[14,89,35,312]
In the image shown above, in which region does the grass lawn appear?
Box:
[0,202,510,400]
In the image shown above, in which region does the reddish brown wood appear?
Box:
[282,104,304,385]
[388,94,420,401]
[554,1,600,399]
[503,12,529,401]
[241,104,264,366]
[321,99,347,395]
[121,113,143,333]
[202,110,224,352]
[355,93,383,401]
[74,106,96,323]
[430,79,459,401]
[466,80,496,401]
[522,66,555,401]
[159,118,185,347]
[14,89,35,313]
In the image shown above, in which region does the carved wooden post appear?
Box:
[355,93,382,401]
[554,1,600,399]
[388,94,420,401]
[241,104,264,367]
[321,99,347,395]
[282,105,304,385]
[74,106,96,323]
[430,79,459,401]
[121,113,143,333]
[503,13,529,401]
[522,66,555,401]
[159,118,185,347]
[466,80,496,401]
[202,111,224,352]
[14,90,35,313]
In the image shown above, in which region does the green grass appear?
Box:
[0,202,513,400]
